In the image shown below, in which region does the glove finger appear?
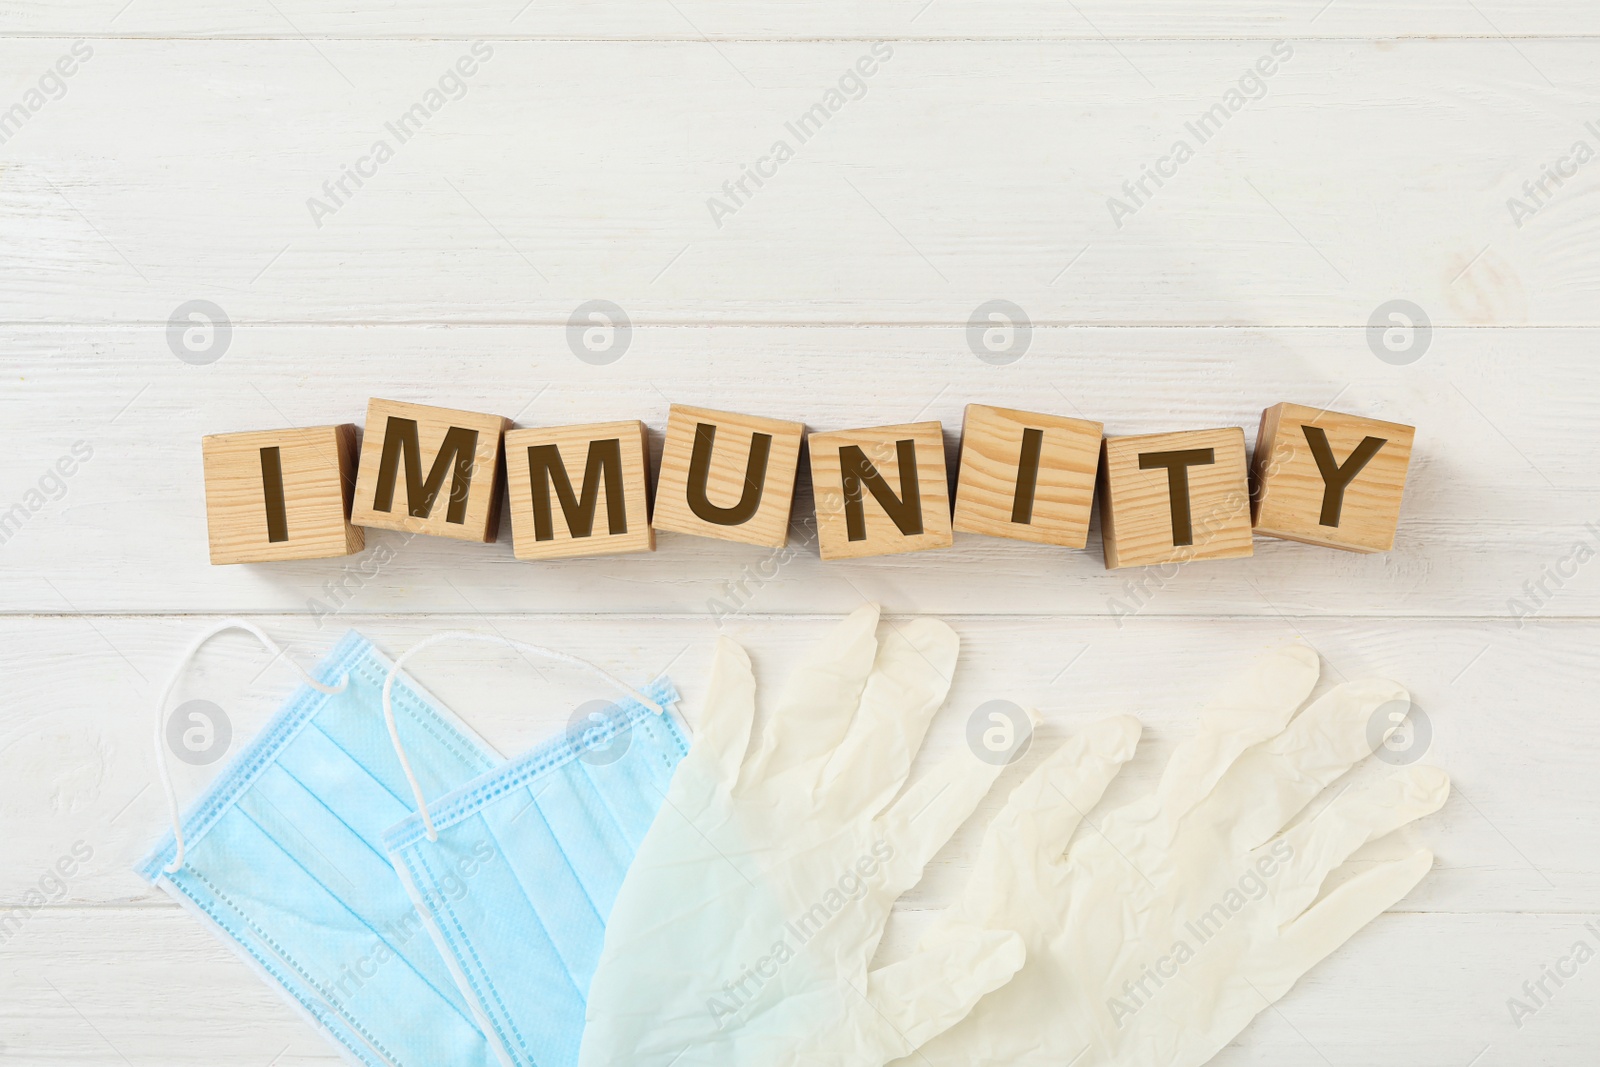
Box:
[819,617,960,814]
[858,922,1025,1061]
[746,604,881,784]
[1155,645,1320,824]
[1270,765,1450,924]
[686,636,757,790]
[982,716,1141,872]
[1209,677,1409,850]
[1263,849,1435,1003]
[876,747,1008,898]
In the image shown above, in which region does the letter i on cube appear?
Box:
[952,404,1103,548]
[201,425,363,564]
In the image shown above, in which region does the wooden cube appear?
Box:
[952,404,1103,549]
[809,422,953,561]
[201,424,363,565]
[1099,427,1253,569]
[504,421,654,560]
[350,398,509,542]
[652,405,805,548]
[1251,403,1416,553]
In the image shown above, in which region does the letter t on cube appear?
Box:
[1098,427,1253,568]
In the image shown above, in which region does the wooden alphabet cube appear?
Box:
[952,403,1103,548]
[350,398,509,542]
[201,424,363,564]
[809,422,953,561]
[653,405,806,548]
[504,421,654,560]
[1251,403,1415,553]
[1099,427,1253,569]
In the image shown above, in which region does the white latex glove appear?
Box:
[579,605,1030,1067]
[892,644,1451,1067]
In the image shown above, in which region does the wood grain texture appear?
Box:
[1252,403,1416,553]
[0,40,1596,326]
[1100,427,1255,568]
[504,419,654,559]
[201,424,362,564]
[652,405,805,548]
[953,403,1102,549]
[809,420,954,559]
[9,2,1600,38]
[349,397,509,543]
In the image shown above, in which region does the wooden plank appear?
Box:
[6,3,1600,39]
[0,325,1594,616]
[0,39,1595,325]
[0,907,344,1065]
[3,908,1588,1066]
[0,614,1588,911]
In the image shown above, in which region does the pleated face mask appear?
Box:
[138,622,503,1067]
[376,633,690,1067]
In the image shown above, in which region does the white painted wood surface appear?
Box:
[9,2,1600,38]
[2,6,1597,1065]
[0,38,1596,326]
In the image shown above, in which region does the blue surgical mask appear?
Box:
[376,633,691,1067]
[139,622,503,1067]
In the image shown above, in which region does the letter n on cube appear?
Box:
[809,422,953,561]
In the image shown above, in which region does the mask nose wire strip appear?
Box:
[383,630,667,844]
[156,618,350,875]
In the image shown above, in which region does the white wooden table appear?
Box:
[2,5,1597,1063]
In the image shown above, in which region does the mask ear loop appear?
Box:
[156,619,348,875]
[383,630,666,844]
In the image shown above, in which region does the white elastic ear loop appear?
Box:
[383,631,666,844]
[155,619,348,875]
